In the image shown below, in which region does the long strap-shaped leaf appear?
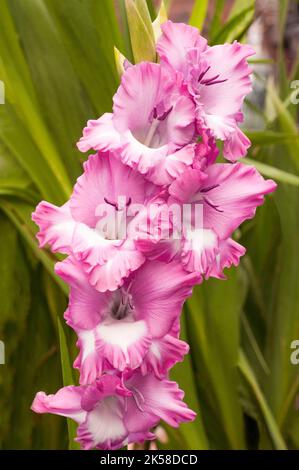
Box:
[57,318,80,450]
[238,351,287,450]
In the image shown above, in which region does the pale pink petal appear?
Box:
[170,164,276,239]
[200,113,237,140]
[83,240,145,292]
[95,319,152,371]
[77,113,121,153]
[126,373,196,428]
[223,126,251,161]
[131,260,200,338]
[141,334,189,378]
[209,237,246,279]
[113,62,172,135]
[31,386,86,424]
[73,335,103,385]
[157,21,207,75]
[181,228,218,275]
[32,201,76,254]
[202,163,277,239]
[135,237,180,263]
[70,152,154,227]
[55,258,109,330]
[57,257,151,379]
[120,133,169,174]
[72,223,122,266]
[77,397,127,450]
[169,167,207,202]
[147,144,196,186]
[112,62,195,173]
[199,42,254,123]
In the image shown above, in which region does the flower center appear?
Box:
[110,287,134,321]
[142,101,173,148]
[95,196,132,241]
[104,197,132,211]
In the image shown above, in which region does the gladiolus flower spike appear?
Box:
[31,21,276,450]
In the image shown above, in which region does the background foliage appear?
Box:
[0,0,298,450]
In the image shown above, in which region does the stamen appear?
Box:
[201,73,220,85]
[131,386,145,412]
[201,184,220,193]
[197,66,211,82]
[104,197,117,208]
[203,197,224,213]
[205,78,228,86]
[111,287,134,320]
[144,103,173,147]
[157,105,173,121]
[104,196,132,211]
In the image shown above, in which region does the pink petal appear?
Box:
[112,61,195,174]
[181,228,218,275]
[157,21,207,76]
[223,126,251,161]
[169,167,208,202]
[32,201,76,254]
[131,260,200,338]
[126,372,196,428]
[55,257,109,330]
[73,336,103,385]
[95,320,152,371]
[70,152,153,227]
[147,144,196,186]
[209,237,246,279]
[77,397,127,450]
[77,113,121,153]
[141,334,189,378]
[113,62,172,135]
[84,240,145,292]
[203,163,277,239]
[199,42,254,121]
[31,386,86,424]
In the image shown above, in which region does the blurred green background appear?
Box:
[0,0,298,450]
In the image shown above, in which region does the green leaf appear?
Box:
[243,158,299,186]
[0,1,73,200]
[266,80,299,171]
[170,311,209,450]
[186,270,246,449]
[57,317,80,450]
[245,130,299,146]
[211,5,254,45]
[189,0,208,31]
[238,351,287,450]
[114,46,128,78]
[208,0,226,41]
[45,0,120,115]
[0,199,68,295]
[125,0,156,63]
[152,1,168,42]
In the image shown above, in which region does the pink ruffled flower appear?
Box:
[168,163,276,277]
[77,62,198,186]
[32,152,169,292]
[157,21,255,161]
[31,372,196,450]
[31,18,277,452]
[55,256,198,384]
